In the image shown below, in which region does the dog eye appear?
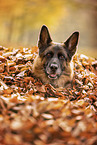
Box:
[46,53,53,58]
[58,54,65,60]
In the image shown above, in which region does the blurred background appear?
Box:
[0,0,97,57]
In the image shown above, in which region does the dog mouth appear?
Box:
[47,73,58,79]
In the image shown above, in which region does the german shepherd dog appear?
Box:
[33,25,79,88]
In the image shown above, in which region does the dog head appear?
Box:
[38,25,79,80]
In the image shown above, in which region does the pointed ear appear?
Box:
[64,32,79,59]
[38,25,52,52]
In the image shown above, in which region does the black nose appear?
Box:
[50,63,58,71]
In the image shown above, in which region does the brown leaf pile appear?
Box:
[0,46,97,145]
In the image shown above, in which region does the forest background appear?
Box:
[0,0,97,57]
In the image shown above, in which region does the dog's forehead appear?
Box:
[53,45,64,52]
[44,43,67,54]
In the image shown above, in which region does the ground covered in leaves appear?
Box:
[0,46,97,145]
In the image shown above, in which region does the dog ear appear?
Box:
[38,25,52,52]
[64,32,79,59]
